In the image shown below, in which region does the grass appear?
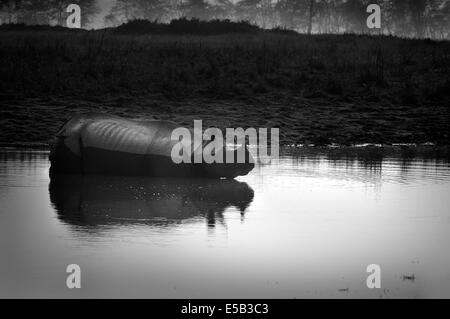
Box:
[0,21,449,146]
[114,18,262,35]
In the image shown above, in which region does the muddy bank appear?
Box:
[1,94,449,146]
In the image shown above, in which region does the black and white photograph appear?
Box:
[1,0,450,307]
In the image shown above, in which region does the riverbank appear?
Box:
[2,142,450,162]
[2,93,449,146]
[1,28,449,146]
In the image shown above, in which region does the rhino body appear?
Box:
[49,114,254,178]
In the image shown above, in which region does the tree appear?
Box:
[340,0,367,33]
[307,0,314,34]
[236,0,260,25]
[275,0,309,31]
[181,0,210,20]
[209,0,234,20]
[107,0,138,24]
[236,0,276,28]
[0,0,99,27]
[408,0,428,37]
[0,0,19,23]
[135,0,169,21]
[427,0,450,39]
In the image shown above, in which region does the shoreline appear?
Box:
[2,143,449,160]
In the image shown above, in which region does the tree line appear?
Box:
[1,0,449,39]
[0,0,98,26]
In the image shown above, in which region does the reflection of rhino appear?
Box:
[49,175,254,227]
[49,113,254,178]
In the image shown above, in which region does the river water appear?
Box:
[1,148,450,298]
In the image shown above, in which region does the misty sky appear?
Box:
[90,0,242,29]
[44,0,449,38]
[91,0,115,28]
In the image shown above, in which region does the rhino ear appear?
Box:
[56,119,71,137]
[56,117,82,137]
[56,115,92,138]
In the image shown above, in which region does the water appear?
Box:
[1,148,450,298]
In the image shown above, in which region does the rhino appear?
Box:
[49,113,254,178]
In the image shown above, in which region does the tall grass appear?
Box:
[0,27,448,106]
